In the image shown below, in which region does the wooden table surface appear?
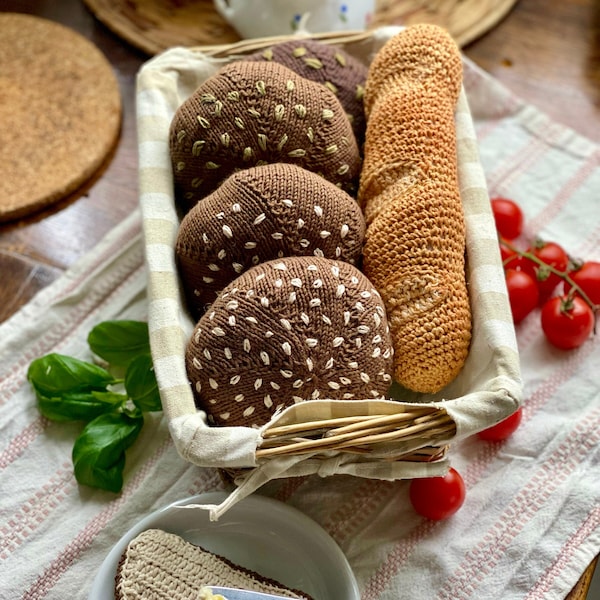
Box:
[0,0,598,597]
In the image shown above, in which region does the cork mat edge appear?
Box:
[0,13,122,223]
[82,0,519,55]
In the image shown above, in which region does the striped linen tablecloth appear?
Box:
[0,53,599,600]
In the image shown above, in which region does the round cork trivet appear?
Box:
[0,13,122,222]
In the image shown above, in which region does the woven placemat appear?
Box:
[0,13,122,222]
[83,0,518,55]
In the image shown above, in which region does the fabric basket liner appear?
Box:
[136,26,522,518]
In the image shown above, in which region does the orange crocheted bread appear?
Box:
[358,24,472,394]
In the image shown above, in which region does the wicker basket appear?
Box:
[136,27,522,517]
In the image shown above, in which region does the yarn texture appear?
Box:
[115,529,311,600]
[358,24,472,394]
[169,60,361,213]
[176,162,365,316]
[186,256,394,428]
[246,39,368,144]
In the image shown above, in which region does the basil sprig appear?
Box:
[27,320,161,493]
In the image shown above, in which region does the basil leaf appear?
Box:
[87,320,151,367]
[27,353,116,396]
[124,354,162,412]
[36,390,127,422]
[72,412,143,493]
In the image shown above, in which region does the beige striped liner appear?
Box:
[136,27,522,515]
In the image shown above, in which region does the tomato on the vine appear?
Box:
[505,268,539,323]
[519,240,569,302]
[491,197,524,240]
[566,261,600,306]
[499,237,518,266]
[409,467,466,521]
[478,407,523,441]
[541,295,594,349]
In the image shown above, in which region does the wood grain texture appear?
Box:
[0,0,597,594]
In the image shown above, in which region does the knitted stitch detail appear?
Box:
[169,60,361,213]
[186,256,394,428]
[114,529,311,600]
[176,163,365,316]
[358,24,472,394]
[246,39,368,144]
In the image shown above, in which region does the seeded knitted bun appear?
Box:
[115,529,312,600]
[186,256,394,428]
[176,163,365,316]
[246,39,368,144]
[358,25,471,393]
[169,60,361,213]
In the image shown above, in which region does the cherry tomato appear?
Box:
[491,197,524,240]
[505,268,539,323]
[478,407,523,441]
[520,240,569,302]
[409,467,466,521]
[566,261,600,306]
[541,295,595,349]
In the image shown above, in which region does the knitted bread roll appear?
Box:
[115,529,312,600]
[170,60,361,213]
[358,24,471,394]
[176,163,365,317]
[245,39,368,144]
[186,256,394,428]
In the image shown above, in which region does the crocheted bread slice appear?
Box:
[358,24,472,394]
[115,528,312,600]
[0,13,121,222]
[176,162,365,316]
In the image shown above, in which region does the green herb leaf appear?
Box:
[87,320,151,367]
[27,353,116,396]
[124,354,162,412]
[36,390,127,422]
[72,411,144,493]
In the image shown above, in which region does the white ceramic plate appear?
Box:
[88,491,360,600]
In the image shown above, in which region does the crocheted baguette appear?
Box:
[358,24,472,394]
[115,528,312,600]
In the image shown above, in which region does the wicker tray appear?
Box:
[86,0,518,55]
[136,27,522,517]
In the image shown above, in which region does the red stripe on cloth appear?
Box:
[0,417,47,470]
[361,518,440,600]
[485,121,565,195]
[0,256,144,406]
[323,479,397,546]
[0,462,75,559]
[525,149,600,237]
[526,505,600,600]
[20,434,173,600]
[435,408,600,600]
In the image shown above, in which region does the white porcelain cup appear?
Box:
[213,0,375,39]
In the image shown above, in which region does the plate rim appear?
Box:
[88,491,360,600]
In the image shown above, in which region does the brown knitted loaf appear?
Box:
[176,163,365,317]
[358,24,472,394]
[169,60,361,213]
[115,529,312,600]
[186,256,394,428]
[245,39,368,144]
